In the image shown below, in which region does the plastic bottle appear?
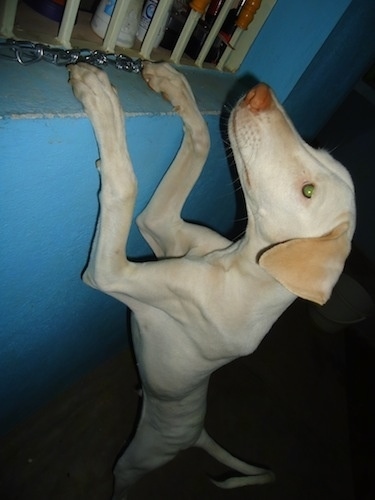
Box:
[137,0,159,42]
[91,0,142,49]
[136,0,171,47]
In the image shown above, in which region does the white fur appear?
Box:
[68,62,355,499]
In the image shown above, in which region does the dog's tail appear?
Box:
[195,428,275,489]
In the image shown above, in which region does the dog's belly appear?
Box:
[131,311,213,398]
[131,312,210,448]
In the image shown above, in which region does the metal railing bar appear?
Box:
[56,0,81,48]
[140,0,174,59]
[102,0,132,53]
[0,0,19,38]
[195,0,236,68]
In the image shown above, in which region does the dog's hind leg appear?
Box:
[112,387,208,500]
[111,409,176,500]
[137,62,230,258]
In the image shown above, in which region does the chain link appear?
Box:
[0,38,144,73]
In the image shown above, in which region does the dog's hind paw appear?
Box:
[210,469,275,489]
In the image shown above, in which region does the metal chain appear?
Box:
[0,38,144,73]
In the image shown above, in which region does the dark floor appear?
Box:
[0,245,374,500]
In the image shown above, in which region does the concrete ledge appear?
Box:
[0,59,241,119]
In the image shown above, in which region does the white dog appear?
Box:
[69,62,355,499]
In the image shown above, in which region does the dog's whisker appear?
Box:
[327,143,342,154]
[234,215,248,223]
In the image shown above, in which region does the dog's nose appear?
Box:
[244,84,272,111]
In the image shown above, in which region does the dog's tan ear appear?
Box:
[259,222,351,305]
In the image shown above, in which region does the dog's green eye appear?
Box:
[302,184,315,198]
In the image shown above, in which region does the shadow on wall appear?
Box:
[218,73,260,241]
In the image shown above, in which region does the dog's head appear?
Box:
[229,84,356,305]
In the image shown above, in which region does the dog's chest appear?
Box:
[130,276,294,378]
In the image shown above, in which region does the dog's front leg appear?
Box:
[69,63,136,291]
[137,62,230,258]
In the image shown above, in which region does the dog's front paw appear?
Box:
[68,63,122,123]
[69,63,108,107]
[142,61,196,111]
[68,63,125,142]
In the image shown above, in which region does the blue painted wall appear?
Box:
[0,63,239,434]
[284,0,375,139]
[1,0,374,435]
[238,0,352,102]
